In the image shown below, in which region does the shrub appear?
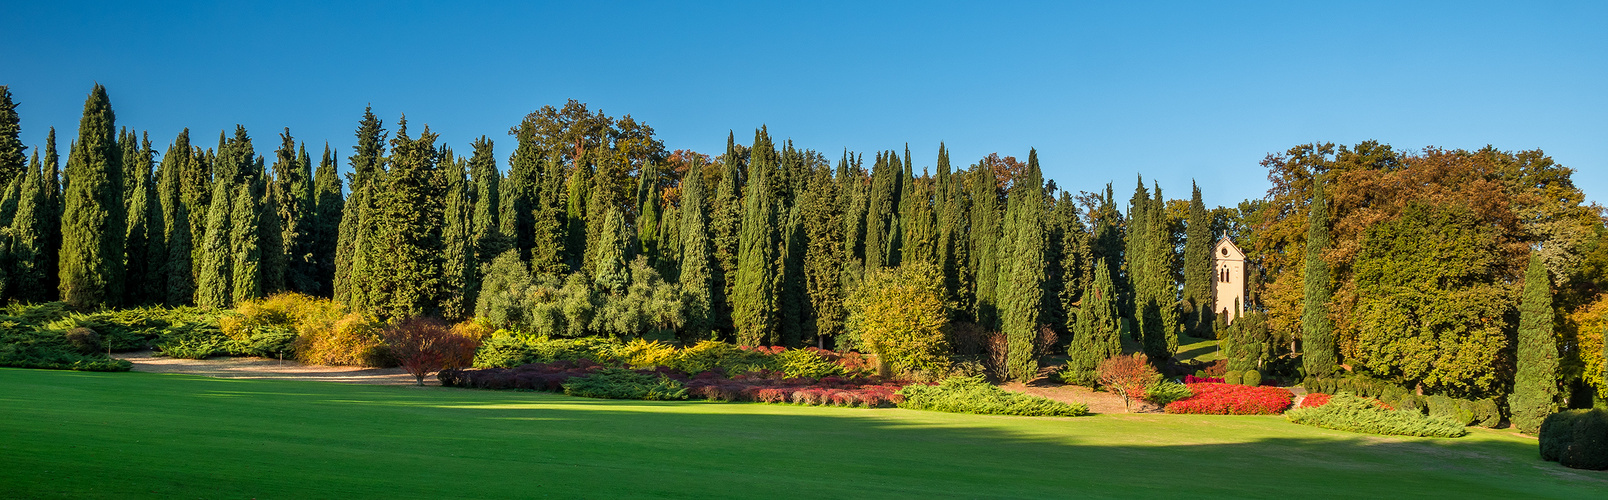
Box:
[1184,375,1223,384]
[665,340,770,375]
[64,327,102,354]
[1286,393,1467,438]
[1427,395,1476,426]
[772,348,846,379]
[0,320,131,371]
[293,313,387,367]
[1098,353,1157,411]
[1539,409,1608,470]
[847,263,952,377]
[563,368,689,400]
[1203,359,1228,377]
[1165,383,1293,415]
[1469,398,1501,428]
[897,376,1088,417]
[380,317,482,385]
[1057,365,1098,387]
[1299,393,1332,408]
[616,339,680,369]
[1144,380,1193,406]
[1242,369,1261,387]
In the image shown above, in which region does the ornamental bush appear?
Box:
[897,376,1089,417]
[1539,409,1608,470]
[1286,393,1467,438]
[0,319,131,371]
[1144,380,1193,406]
[562,368,689,400]
[1164,383,1293,415]
[1427,395,1476,426]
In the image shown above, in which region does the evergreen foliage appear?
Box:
[1301,174,1337,378]
[1182,181,1213,336]
[194,178,234,308]
[1512,250,1559,434]
[710,132,744,336]
[311,145,343,294]
[677,154,715,341]
[998,150,1047,381]
[440,153,475,320]
[969,161,1001,327]
[157,130,193,306]
[59,85,125,309]
[0,86,23,183]
[733,129,778,346]
[333,108,385,305]
[1068,259,1122,376]
[361,119,446,320]
[800,161,845,346]
[230,182,263,305]
[6,154,50,301]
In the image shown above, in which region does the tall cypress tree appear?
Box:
[441,152,474,320]
[42,128,62,295]
[363,119,446,319]
[1123,178,1150,325]
[800,161,845,346]
[531,155,569,276]
[1069,258,1122,375]
[1182,181,1213,336]
[0,86,23,183]
[271,129,312,294]
[181,133,210,285]
[711,132,744,335]
[969,161,1001,327]
[678,154,716,341]
[468,136,502,264]
[1141,184,1179,357]
[1301,175,1337,378]
[230,182,263,305]
[195,180,234,308]
[504,121,541,262]
[591,207,629,294]
[333,108,385,304]
[311,144,343,295]
[563,165,589,273]
[123,133,162,305]
[733,129,779,346]
[1000,149,1047,381]
[8,154,49,301]
[157,132,193,305]
[59,84,125,309]
[1512,250,1559,435]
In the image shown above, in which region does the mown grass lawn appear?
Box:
[0,368,1601,499]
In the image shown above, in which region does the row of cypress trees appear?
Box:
[0,86,1231,367]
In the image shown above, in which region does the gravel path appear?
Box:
[998,382,1160,414]
[114,350,433,386]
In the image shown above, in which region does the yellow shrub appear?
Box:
[294,313,387,367]
[616,339,679,369]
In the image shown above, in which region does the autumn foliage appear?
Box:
[1098,353,1158,411]
[380,317,480,385]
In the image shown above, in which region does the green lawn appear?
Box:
[1,368,1601,499]
[1174,333,1222,364]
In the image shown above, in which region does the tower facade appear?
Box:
[1213,235,1246,324]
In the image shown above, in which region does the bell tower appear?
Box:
[1213,235,1246,324]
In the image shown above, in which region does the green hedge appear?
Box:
[0,318,130,372]
[897,377,1089,417]
[1286,393,1467,438]
[562,368,689,401]
[1539,409,1608,470]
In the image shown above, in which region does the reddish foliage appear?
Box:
[381,317,481,386]
[1298,393,1332,408]
[1203,359,1229,377]
[439,360,905,408]
[1184,375,1224,384]
[1164,383,1295,415]
[1098,354,1158,411]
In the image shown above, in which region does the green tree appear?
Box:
[711,132,744,335]
[157,130,194,305]
[59,85,126,309]
[468,136,503,266]
[362,119,446,320]
[592,207,630,295]
[1301,174,1337,378]
[230,182,263,305]
[999,149,1048,380]
[312,144,343,295]
[1512,249,1559,434]
[333,108,386,304]
[195,179,234,307]
[733,129,779,346]
[0,86,23,183]
[969,161,1001,326]
[1182,181,1213,336]
[271,129,314,294]
[7,154,49,301]
[41,128,63,295]
[678,153,716,341]
[1068,259,1122,377]
[801,161,846,346]
[441,153,475,320]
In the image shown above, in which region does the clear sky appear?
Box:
[4,1,1604,208]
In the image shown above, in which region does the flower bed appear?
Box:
[1184,375,1224,384]
[439,361,904,408]
[1298,393,1331,408]
[1164,383,1294,415]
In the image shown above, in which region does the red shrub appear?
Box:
[382,317,481,386]
[1164,383,1294,415]
[1185,375,1224,384]
[1299,393,1332,408]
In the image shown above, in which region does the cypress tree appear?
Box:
[504,121,541,262]
[1123,178,1150,324]
[1045,190,1086,335]
[1512,250,1559,434]
[230,182,263,305]
[271,129,313,294]
[776,144,808,347]
[195,180,234,308]
[1301,175,1337,378]
[636,160,661,267]
[157,132,193,305]
[1069,258,1122,374]
[8,154,49,301]
[1000,149,1047,381]
[468,136,502,264]
[1142,184,1179,357]
[1,175,19,296]
[863,152,894,272]
[711,132,744,334]
[42,128,62,295]
[531,154,568,276]
[733,129,779,346]
[122,133,160,305]
[0,86,22,183]
[678,155,716,340]
[333,108,386,304]
[311,144,343,295]
[801,161,845,346]
[59,84,125,309]
[592,207,629,294]
[969,161,1001,327]
[181,133,210,284]
[441,153,474,320]
[564,164,589,272]
[1182,181,1213,336]
[363,119,446,319]
[934,143,967,303]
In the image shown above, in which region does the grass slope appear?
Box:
[0,368,1601,499]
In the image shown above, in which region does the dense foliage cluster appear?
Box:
[1162,383,1294,415]
[1285,393,1469,438]
[1538,409,1608,470]
[896,376,1089,416]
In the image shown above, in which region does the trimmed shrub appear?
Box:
[563,368,689,400]
[1538,409,1608,470]
[1286,393,1467,438]
[1224,371,1242,386]
[380,317,482,386]
[1165,383,1294,415]
[1470,398,1501,428]
[1243,369,1261,387]
[1144,380,1193,406]
[1428,395,1476,426]
[0,319,131,371]
[897,376,1089,417]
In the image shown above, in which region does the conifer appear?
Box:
[333,108,385,304]
[1512,250,1558,434]
[1182,181,1212,336]
[592,207,629,294]
[157,132,193,305]
[8,154,49,301]
[999,149,1047,380]
[194,180,234,308]
[1301,175,1337,377]
[468,137,502,263]
[564,164,589,272]
[441,154,474,320]
[711,132,744,334]
[1069,259,1122,374]
[42,128,63,294]
[0,86,22,182]
[801,162,845,345]
[122,133,159,305]
[312,144,343,294]
[230,182,263,305]
[363,119,446,319]
[734,129,779,346]
[969,161,1001,326]
[59,85,125,309]
[678,154,716,340]
[531,155,569,276]
[271,129,312,294]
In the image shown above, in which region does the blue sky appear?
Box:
[4,1,1605,207]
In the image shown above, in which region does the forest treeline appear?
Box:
[1,85,1605,404]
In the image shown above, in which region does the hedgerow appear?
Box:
[1539,409,1608,470]
[896,376,1088,417]
[1285,393,1467,438]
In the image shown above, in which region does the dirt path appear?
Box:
[115,350,433,386]
[998,382,1160,414]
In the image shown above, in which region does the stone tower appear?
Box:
[1213,235,1246,324]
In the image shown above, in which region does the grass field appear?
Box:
[1,368,1602,499]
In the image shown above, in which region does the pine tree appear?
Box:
[157,132,193,305]
[1512,250,1559,435]
[312,144,343,295]
[271,129,313,294]
[230,182,263,305]
[363,119,446,319]
[969,161,1001,327]
[0,86,23,183]
[195,180,234,308]
[333,108,386,304]
[59,85,126,309]
[999,149,1047,380]
[1301,175,1337,378]
[1069,258,1122,374]
[7,154,49,301]
[1182,181,1213,336]
[678,154,716,341]
[733,129,779,346]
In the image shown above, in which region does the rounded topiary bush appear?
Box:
[1540,409,1608,470]
[1224,371,1242,386]
[1242,369,1261,387]
[1470,398,1501,428]
[64,327,102,354]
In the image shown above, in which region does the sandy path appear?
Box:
[115,350,434,386]
[998,382,1159,414]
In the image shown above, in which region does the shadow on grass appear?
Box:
[1,368,1604,499]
